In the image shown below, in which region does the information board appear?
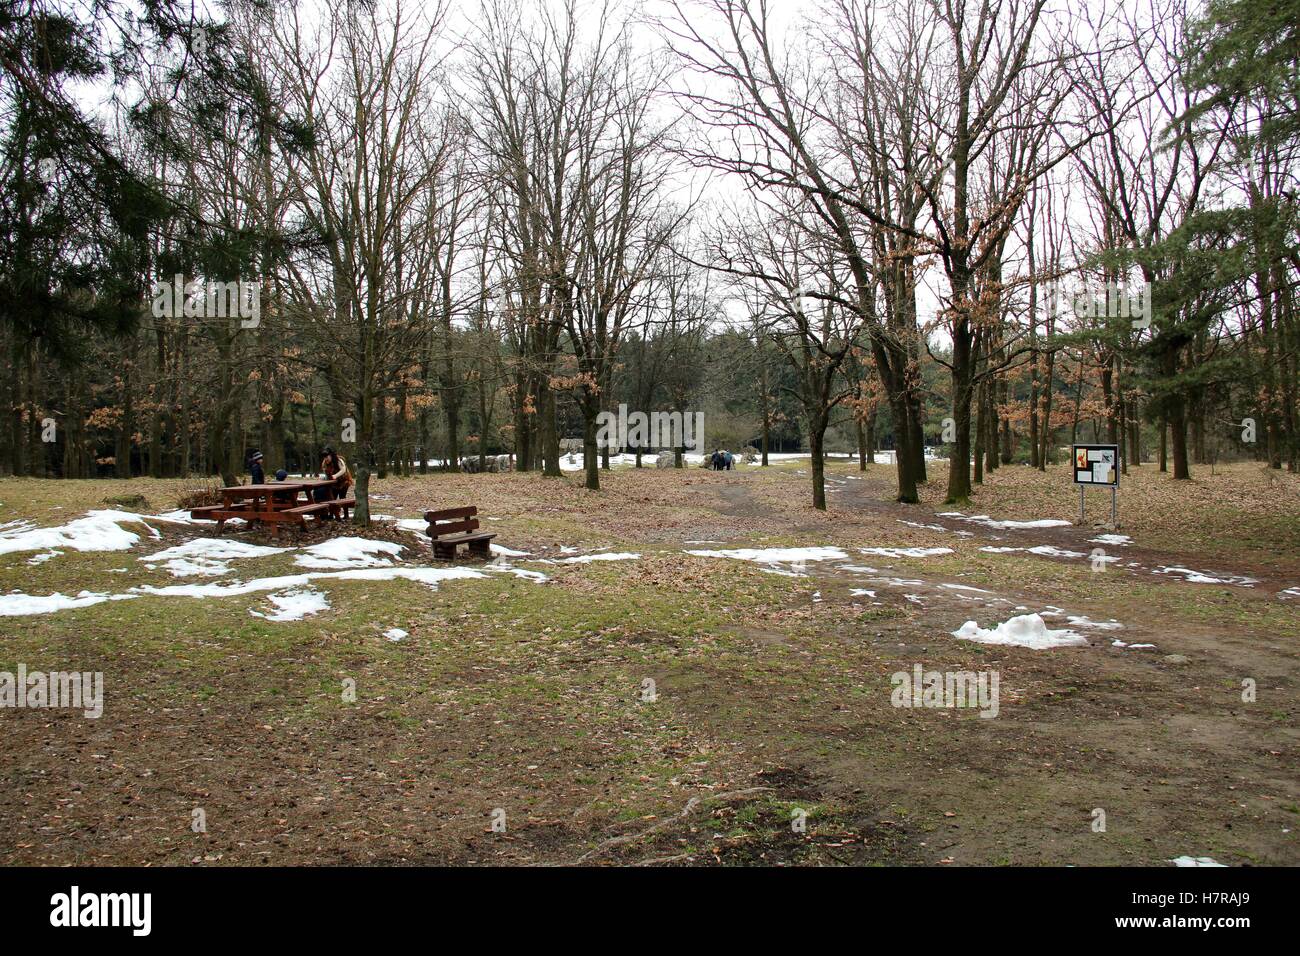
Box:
[1072,443,1119,488]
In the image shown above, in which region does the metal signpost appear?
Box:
[1072,443,1119,527]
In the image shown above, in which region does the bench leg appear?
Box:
[215,519,225,536]
[433,543,455,561]
[468,538,491,558]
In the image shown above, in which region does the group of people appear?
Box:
[710,449,735,471]
[246,447,353,512]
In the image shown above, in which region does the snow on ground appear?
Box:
[133,565,488,601]
[1152,566,1258,586]
[142,538,287,577]
[686,546,849,566]
[952,612,1089,649]
[939,511,1073,531]
[0,589,137,616]
[859,546,953,558]
[249,588,331,622]
[1280,587,1300,600]
[1170,856,1226,867]
[383,627,408,642]
[1090,534,1132,546]
[294,538,404,570]
[491,543,531,557]
[979,544,1106,561]
[867,576,926,587]
[485,563,549,582]
[1066,615,1124,631]
[556,551,640,564]
[391,518,429,534]
[26,551,62,565]
[0,509,165,557]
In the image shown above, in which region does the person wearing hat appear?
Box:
[249,450,265,485]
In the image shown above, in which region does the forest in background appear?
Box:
[1,0,1296,513]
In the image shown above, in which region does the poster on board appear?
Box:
[1072,444,1118,487]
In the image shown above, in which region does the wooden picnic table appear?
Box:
[190,478,353,536]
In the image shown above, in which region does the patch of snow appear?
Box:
[294,538,404,570]
[0,509,162,557]
[1028,545,1087,559]
[978,544,1096,560]
[0,590,136,616]
[250,588,330,622]
[132,565,488,601]
[897,520,951,532]
[557,552,640,564]
[1089,534,1132,546]
[859,546,953,558]
[1066,615,1124,631]
[1279,587,1300,600]
[952,612,1088,649]
[941,512,1073,531]
[939,583,992,594]
[849,588,876,598]
[143,538,287,577]
[1152,566,1258,586]
[1170,856,1226,867]
[490,543,531,557]
[383,627,408,642]
[686,546,848,565]
[485,564,550,582]
[26,550,62,565]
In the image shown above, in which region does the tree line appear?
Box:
[1,0,1296,516]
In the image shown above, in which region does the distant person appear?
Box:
[316,447,353,514]
[711,449,722,471]
[724,450,734,470]
[248,450,265,485]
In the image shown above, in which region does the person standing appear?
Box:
[249,450,265,485]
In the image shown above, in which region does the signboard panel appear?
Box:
[1073,444,1118,488]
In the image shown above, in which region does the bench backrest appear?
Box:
[426,505,479,538]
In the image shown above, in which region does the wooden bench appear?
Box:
[425,505,496,560]
[283,495,355,520]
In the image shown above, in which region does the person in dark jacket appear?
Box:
[249,451,265,485]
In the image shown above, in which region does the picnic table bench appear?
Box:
[425,505,496,560]
[190,479,350,536]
